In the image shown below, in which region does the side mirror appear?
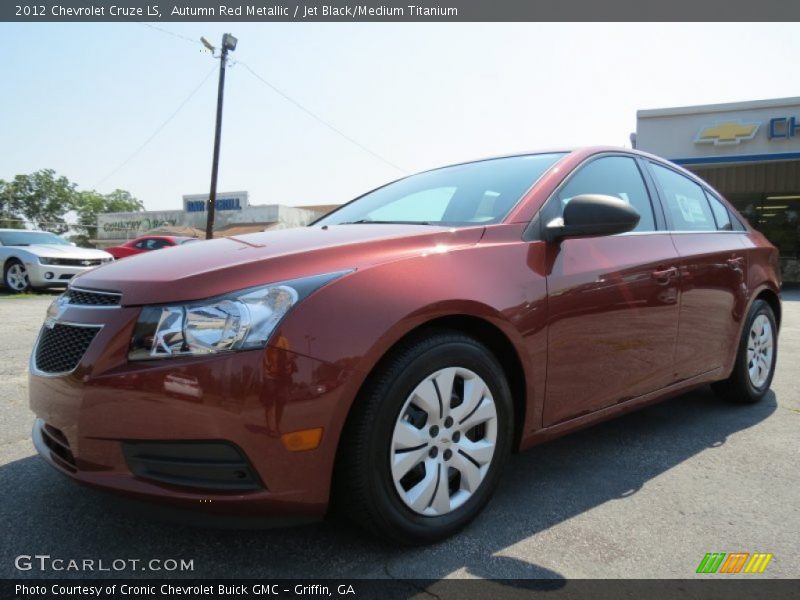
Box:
[544,194,640,243]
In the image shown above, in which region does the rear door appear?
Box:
[542,155,681,426]
[646,162,749,381]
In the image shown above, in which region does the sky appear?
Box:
[2,22,800,212]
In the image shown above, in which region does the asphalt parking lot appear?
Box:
[1,289,798,581]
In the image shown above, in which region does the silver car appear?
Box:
[0,229,113,292]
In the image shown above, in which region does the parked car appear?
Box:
[28,147,780,544]
[0,229,113,293]
[105,235,198,259]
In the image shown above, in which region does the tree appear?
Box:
[0,169,143,246]
[72,189,144,247]
[0,169,76,233]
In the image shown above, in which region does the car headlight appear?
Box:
[39,257,58,265]
[128,271,350,361]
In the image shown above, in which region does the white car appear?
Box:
[0,229,113,293]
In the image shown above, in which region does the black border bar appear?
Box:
[4,579,800,600]
[4,1,800,22]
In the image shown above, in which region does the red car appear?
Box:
[105,235,197,259]
[29,147,780,544]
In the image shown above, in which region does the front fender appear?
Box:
[271,238,548,461]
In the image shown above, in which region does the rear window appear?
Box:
[705,192,733,231]
[650,163,716,231]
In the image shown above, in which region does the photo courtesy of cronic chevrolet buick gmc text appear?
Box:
[28,147,781,544]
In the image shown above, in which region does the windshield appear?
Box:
[315,153,567,227]
[0,231,70,246]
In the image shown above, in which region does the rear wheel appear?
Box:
[712,299,777,404]
[4,259,31,293]
[335,331,513,544]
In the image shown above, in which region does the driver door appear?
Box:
[542,155,681,425]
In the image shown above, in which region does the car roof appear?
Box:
[423,146,714,193]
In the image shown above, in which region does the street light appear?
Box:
[204,33,237,240]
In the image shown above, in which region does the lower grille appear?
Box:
[122,441,262,491]
[39,422,77,472]
[34,323,100,374]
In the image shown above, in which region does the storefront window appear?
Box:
[729,194,800,259]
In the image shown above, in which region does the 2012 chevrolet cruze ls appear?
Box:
[30,147,781,544]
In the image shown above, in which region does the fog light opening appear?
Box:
[44,272,54,280]
[281,428,323,452]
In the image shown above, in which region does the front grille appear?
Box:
[122,441,262,491]
[45,258,104,267]
[65,287,121,306]
[39,422,77,472]
[34,323,100,374]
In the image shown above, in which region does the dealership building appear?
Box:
[94,191,336,247]
[635,96,800,282]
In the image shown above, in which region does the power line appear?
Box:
[93,66,217,189]
[138,22,204,47]
[238,61,407,174]
[129,24,406,175]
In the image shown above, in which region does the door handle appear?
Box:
[652,266,678,283]
[727,257,745,268]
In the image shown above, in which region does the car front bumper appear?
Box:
[24,261,107,288]
[28,303,355,519]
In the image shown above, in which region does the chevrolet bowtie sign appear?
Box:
[695,121,761,146]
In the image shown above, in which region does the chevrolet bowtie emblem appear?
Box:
[696,121,760,146]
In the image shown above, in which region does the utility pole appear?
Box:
[203,33,237,240]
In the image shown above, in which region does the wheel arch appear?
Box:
[332,312,530,477]
[754,286,781,330]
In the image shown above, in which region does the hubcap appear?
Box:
[6,264,29,291]
[389,367,498,517]
[746,314,774,388]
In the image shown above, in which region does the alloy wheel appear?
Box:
[390,366,498,517]
[6,263,29,291]
[746,314,774,388]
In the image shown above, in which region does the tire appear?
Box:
[334,330,513,545]
[712,299,777,404]
[3,259,31,293]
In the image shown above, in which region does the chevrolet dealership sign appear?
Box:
[636,97,800,165]
[695,121,760,146]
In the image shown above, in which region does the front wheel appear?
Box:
[712,299,778,404]
[335,331,513,544]
[4,259,31,293]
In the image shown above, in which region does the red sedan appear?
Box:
[29,147,780,543]
[105,235,198,259]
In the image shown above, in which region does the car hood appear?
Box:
[14,244,112,259]
[73,224,485,305]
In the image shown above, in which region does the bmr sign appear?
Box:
[182,191,249,213]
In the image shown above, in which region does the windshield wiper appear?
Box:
[338,220,432,225]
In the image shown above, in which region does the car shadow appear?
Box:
[0,289,62,299]
[0,386,777,583]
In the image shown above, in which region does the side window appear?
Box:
[704,192,732,231]
[556,156,656,232]
[650,164,716,231]
[134,239,149,249]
